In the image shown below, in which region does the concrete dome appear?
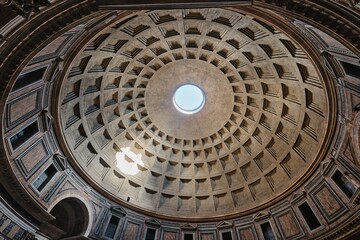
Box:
[0,1,359,239]
[59,9,332,219]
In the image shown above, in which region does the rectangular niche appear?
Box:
[12,67,47,91]
[298,201,321,231]
[221,231,232,240]
[184,233,194,240]
[9,120,39,150]
[340,61,360,79]
[104,215,120,239]
[32,164,57,192]
[145,228,156,240]
[260,222,276,240]
[331,170,357,198]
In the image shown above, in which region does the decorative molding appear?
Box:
[253,211,270,222]
[322,211,360,240]
[253,0,360,57]
[93,208,109,235]
[217,221,233,229]
[110,206,127,217]
[145,218,161,228]
[321,52,346,78]
[320,158,335,176]
[180,223,197,230]
[289,191,306,205]
[53,153,67,171]
[5,0,51,19]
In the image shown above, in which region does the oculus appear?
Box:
[173,84,205,114]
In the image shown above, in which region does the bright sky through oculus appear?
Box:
[173,84,205,114]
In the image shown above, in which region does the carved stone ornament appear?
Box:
[53,153,67,171]
[110,206,127,217]
[217,221,233,229]
[2,0,51,18]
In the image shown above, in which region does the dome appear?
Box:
[59,9,331,220]
[0,1,359,240]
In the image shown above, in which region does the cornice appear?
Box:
[253,0,360,58]
[320,210,360,240]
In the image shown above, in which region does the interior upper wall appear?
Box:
[0,1,359,239]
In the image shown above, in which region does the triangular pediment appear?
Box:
[110,206,127,216]
[217,221,233,229]
[320,158,334,176]
[253,211,269,221]
[180,223,197,230]
[289,191,306,204]
[145,218,161,227]
[53,153,67,171]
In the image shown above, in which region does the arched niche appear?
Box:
[47,197,90,239]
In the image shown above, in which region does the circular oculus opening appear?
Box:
[173,84,205,114]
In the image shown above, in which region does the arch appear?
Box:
[47,194,93,239]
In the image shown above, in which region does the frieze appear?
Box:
[1,0,51,19]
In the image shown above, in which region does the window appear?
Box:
[145,228,156,240]
[12,67,47,91]
[298,202,321,230]
[260,222,276,240]
[10,121,39,150]
[221,231,232,240]
[104,215,120,239]
[33,164,57,192]
[184,233,193,240]
[340,61,360,79]
[332,170,357,198]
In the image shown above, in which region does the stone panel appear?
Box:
[310,181,348,223]
[31,32,74,63]
[199,232,215,240]
[274,209,304,239]
[122,221,140,240]
[237,225,257,240]
[15,138,51,179]
[6,87,43,129]
[162,230,178,240]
